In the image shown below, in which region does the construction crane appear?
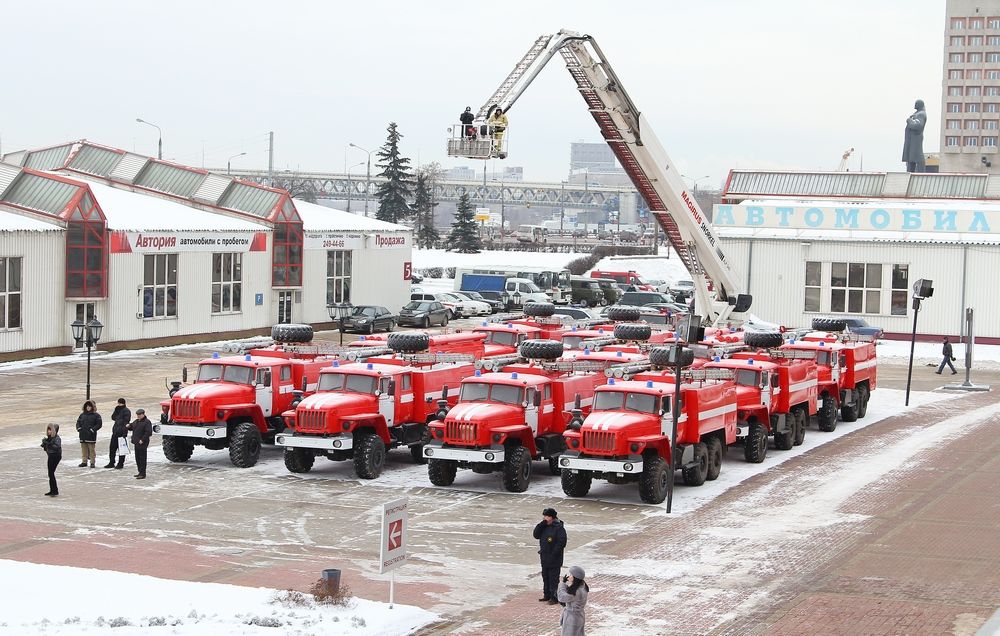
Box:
[446,30,751,327]
[836,147,854,172]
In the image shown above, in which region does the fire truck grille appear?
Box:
[446,421,477,443]
[297,410,327,432]
[583,430,616,453]
[172,399,200,420]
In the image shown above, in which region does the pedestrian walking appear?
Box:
[41,424,62,497]
[75,400,102,467]
[533,507,567,604]
[105,398,131,469]
[128,409,153,479]
[556,565,589,636]
[936,336,958,375]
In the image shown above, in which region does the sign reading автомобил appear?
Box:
[713,203,996,234]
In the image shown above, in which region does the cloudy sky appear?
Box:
[2,0,944,187]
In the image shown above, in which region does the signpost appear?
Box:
[379,497,409,608]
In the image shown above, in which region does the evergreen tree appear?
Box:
[374,122,413,224]
[413,172,440,249]
[446,194,483,253]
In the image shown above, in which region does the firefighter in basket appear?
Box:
[488,105,508,156]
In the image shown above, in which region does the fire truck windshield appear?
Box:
[460,382,523,405]
[593,391,658,414]
[485,331,518,346]
[816,351,830,366]
[561,336,585,349]
[734,369,760,387]
[197,364,253,385]
[197,364,223,381]
[318,373,377,394]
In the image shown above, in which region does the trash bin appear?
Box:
[321,568,341,595]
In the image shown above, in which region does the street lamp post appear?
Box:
[560,181,566,235]
[71,317,104,401]
[227,152,247,175]
[681,174,711,194]
[327,302,354,346]
[346,161,365,213]
[348,143,372,217]
[136,118,163,159]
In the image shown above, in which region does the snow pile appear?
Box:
[875,338,1000,369]
[411,248,586,271]
[0,560,436,635]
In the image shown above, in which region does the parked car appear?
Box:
[617,230,639,242]
[411,292,459,319]
[339,305,397,334]
[593,278,623,305]
[572,228,588,238]
[452,290,503,313]
[839,316,884,339]
[668,279,695,301]
[553,306,601,320]
[619,291,675,307]
[398,300,450,328]
[438,291,492,317]
[570,276,606,307]
[410,272,424,284]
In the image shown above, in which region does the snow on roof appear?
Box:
[0,207,63,232]
[81,179,267,232]
[294,198,410,232]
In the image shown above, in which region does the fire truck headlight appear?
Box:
[206,428,216,437]
[485,452,495,461]
[153,424,161,433]
[624,462,634,471]
[333,439,343,448]
[560,457,570,467]
[425,448,434,457]
[492,433,502,443]
[276,435,285,445]
[630,443,640,453]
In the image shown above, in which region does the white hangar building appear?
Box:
[715,170,1000,342]
[0,141,412,360]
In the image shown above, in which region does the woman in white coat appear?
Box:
[556,565,589,636]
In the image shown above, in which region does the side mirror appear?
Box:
[182,367,188,383]
[441,385,449,399]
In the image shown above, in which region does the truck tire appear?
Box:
[519,339,564,360]
[162,436,194,463]
[817,397,838,432]
[502,446,532,493]
[410,443,428,464]
[523,302,555,317]
[793,408,806,446]
[387,332,430,353]
[841,392,859,422]
[773,415,794,450]
[271,323,314,344]
[547,455,562,476]
[607,306,641,322]
[649,346,694,368]
[284,447,315,473]
[561,468,592,497]
[705,437,723,481]
[229,422,262,468]
[743,421,768,463]
[613,323,652,342]
[857,385,870,418]
[744,331,784,349]
[639,455,670,504]
[427,458,457,486]
[354,433,387,479]
[681,442,709,486]
[811,317,847,332]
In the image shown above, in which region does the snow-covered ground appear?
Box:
[0,560,436,636]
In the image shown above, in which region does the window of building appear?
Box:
[968,103,981,112]
[142,254,177,319]
[949,86,964,96]
[971,35,985,45]
[804,261,821,312]
[0,257,21,330]
[990,17,1000,29]
[947,119,961,129]
[891,265,908,316]
[952,18,965,29]
[967,119,981,129]
[66,193,107,299]
[968,86,982,96]
[950,52,965,63]
[830,262,881,314]
[970,52,984,62]
[987,86,1000,96]
[272,221,303,287]
[971,18,984,29]
[986,103,1000,112]
[988,52,1000,62]
[211,253,242,313]
[326,250,352,305]
[946,136,961,147]
[969,69,983,79]
[948,102,962,113]
[949,69,964,79]
[965,136,980,146]
[985,136,998,147]
[951,35,966,46]
[988,36,1000,46]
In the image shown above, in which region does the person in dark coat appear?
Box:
[41,423,62,496]
[533,507,567,604]
[128,409,153,479]
[75,400,102,468]
[556,565,589,636]
[936,336,957,375]
[902,99,927,173]
[105,398,131,469]
[459,106,476,138]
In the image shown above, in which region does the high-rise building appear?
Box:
[940,0,1000,173]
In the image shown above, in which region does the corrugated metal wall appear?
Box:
[0,230,66,353]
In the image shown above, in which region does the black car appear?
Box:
[339,305,397,334]
[619,291,675,307]
[398,300,450,328]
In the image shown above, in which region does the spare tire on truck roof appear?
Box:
[649,346,694,368]
[523,302,556,317]
[811,317,847,333]
[387,332,430,353]
[606,306,641,322]
[613,323,652,342]
[743,331,784,349]
[271,323,314,344]
[518,339,564,360]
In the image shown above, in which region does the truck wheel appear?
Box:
[427,458,457,486]
[639,456,670,504]
[547,455,561,476]
[649,346,694,368]
[271,323,314,344]
[388,332,430,353]
[744,331,784,349]
[743,421,767,463]
[284,447,315,473]
[162,436,194,463]
[857,385,870,418]
[705,437,723,481]
[229,422,262,468]
[518,339,564,360]
[502,446,532,493]
[817,397,838,432]
[354,433,387,479]
[579,299,589,308]
[607,306,641,322]
[681,442,709,486]
[561,469,592,497]
[523,302,556,317]
[841,393,859,422]
[613,323,652,342]
[410,443,428,464]
[793,408,807,446]
[811,317,847,333]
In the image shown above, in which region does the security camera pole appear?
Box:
[904,278,934,406]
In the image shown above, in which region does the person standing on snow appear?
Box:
[936,336,957,375]
[556,565,589,636]
[41,424,62,497]
[105,398,131,469]
[128,409,153,480]
[533,507,567,604]
[75,400,102,468]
